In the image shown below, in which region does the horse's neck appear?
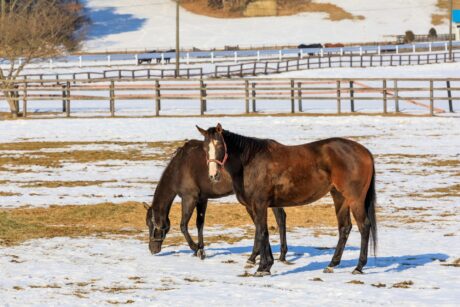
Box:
[223,131,266,166]
[152,158,178,215]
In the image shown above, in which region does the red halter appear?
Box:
[206,132,228,167]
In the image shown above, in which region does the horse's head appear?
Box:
[143,202,170,254]
[196,123,227,183]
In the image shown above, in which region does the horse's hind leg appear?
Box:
[272,208,288,262]
[195,198,208,260]
[244,206,259,264]
[324,188,352,273]
[180,196,199,253]
[351,203,371,274]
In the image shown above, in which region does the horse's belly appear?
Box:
[272,173,331,207]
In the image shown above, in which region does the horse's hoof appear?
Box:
[253,271,271,277]
[352,269,363,275]
[196,249,206,260]
[246,259,256,265]
[323,267,334,273]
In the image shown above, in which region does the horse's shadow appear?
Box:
[83,3,147,39]
[157,244,448,275]
[276,252,448,276]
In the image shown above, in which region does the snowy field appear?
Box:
[83,0,448,51]
[0,116,459,305]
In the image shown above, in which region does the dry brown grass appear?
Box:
[19,180,117,188]
[0,201,338,246]
[0,141,184,170]
[277,1,364,21]
[424,184,460,198]
[181,0,363,21]
[431,0,460,25]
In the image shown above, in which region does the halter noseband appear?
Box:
[206,132,228,167]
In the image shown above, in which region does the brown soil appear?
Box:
[181,0,363,21]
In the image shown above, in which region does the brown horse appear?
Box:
[197,124,377,276]
[144,140,288,262]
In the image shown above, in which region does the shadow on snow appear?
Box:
[157,244,448,275]
[83,2,147,39]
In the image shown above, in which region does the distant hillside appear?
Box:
[181,0,364,20]
[83,0,450,52]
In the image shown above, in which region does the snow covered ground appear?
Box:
[0,115,459,305]
[83,0,448,51]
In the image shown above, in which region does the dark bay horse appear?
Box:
[197,124,377,276]
[144,140,288,262]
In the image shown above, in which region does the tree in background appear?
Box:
[404,30,415,43]
[428,27,438,40]
[0,0,87,118]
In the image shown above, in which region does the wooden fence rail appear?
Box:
[1,78,459,118]
[13,51,460,84]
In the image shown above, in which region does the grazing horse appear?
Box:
[144,140,288,262]
[197,124,377,276]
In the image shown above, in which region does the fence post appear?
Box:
[447,80,453,112]
[429,80,434,116]
[253,62,257,76]
[245,80,250,113]
[200,79,207,114]
[290,79,295,113]
[264,62,268,74]
[155,80,161,116]
[240,64,244,77]
[251,82,256,112]
[349,81,355,112]
[336,80,341,114]
[65,81,71,117]
[62,84,67,113]
[110,80,115,117]
[383,79,388,114]
[297,82,303,112]
[394,80,400,113]
[22,82,28,118]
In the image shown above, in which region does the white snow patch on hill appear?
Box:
[83,0,447,51]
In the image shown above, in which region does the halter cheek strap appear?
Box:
[206,133,228,167]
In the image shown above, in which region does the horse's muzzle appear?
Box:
[149,240,162,254]
[209,172,221,183]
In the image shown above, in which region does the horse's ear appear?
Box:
[216,123,223,133]
[143,202,150,210]
[196,125,207,136]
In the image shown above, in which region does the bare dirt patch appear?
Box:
[181,0,363,21]
[392,280,414,288]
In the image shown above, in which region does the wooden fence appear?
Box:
[16,50,460,83]
[1,78,458,117]
[214,51,460,77]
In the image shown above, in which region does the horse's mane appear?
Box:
[221,130,270,164]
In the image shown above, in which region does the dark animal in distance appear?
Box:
[197,124,377,277]
[298,43,323,56]
[144,140,288,262]
[138,49,175,65]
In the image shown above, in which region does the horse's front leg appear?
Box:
[195,198,208,260]
[180,196,199,253]
[253,203,274,276]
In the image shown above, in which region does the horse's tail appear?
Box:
[365,158,378,256]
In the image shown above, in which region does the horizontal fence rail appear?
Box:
[13,51,460,83]
[0,78,458,118]
[2,40,460,70]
